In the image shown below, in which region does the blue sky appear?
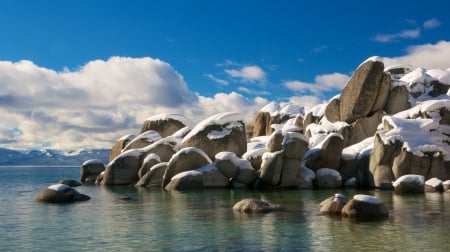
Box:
[1,0,450,149]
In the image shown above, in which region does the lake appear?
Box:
[0,166,449,251]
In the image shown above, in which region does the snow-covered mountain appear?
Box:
[0,148,110,166]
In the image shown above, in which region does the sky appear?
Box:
[1,0,450,150]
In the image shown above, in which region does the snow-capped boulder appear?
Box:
[164,170,203,190]
[214,152,240,179]
[443,180,450,191]
[303,133,344,171]
[320,193,348,216]
[242,147,267,171]
[341,194,389,220]
[324,96,341,123]
[369,134,402,189]
[140,113,192,137]
[233,199,285,213]
[109,134,135,161]
[316,168,342,188]
[282,132,309,160]
[257,151,284,187]
[135,162,167,187]
[393,174,425,194]
[198,164,229,188]
[80,159,105,183]
[266,129,283,152]
[341,137,373,184]
[232,159,257,188]
[181,112,247,159]
[102,149,142,186]
[140,136,181,162]
[122,130,162,152]
[400,67,450,101]
[137,153,161,178]
[34,184,90,203]
[339,59,391,123]
[303,103,326,133]
[425,177,444,192]
[162,147,212,188]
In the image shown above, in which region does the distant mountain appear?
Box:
[0,148,110,166]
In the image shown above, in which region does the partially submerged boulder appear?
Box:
[320,193,348,216]
[393,174,425,194]
[425,178,444,192]
[341,194,389,220]
[135,162,167,187]
[34,184,90,203]
[233,199,285,213]
[316,168,342,188]
[80,159,105,183]
[102,149,142,186]
[109,134,135,161]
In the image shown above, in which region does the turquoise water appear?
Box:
[0,166,449,251]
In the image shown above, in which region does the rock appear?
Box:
[297,166,316,189]
[109,134,135,161]
[140,113,191,137]
[303,104,325,134]
[232,199,285,213]
[384,85,411,114]
[80,159,105,183]
[393,174,425,194]
[266,130,283,152]
[339,59,390,123]
[233,160,257,186]
[122,130,162,152]
[347,111,383,147]
[258,151,284,186]
[320,194,348,216]
[443,180,450,191]
[214,152,240,179]
[316,168,342,188]
[344,177,357,188]
[324,97,341,123]
[102,149,142,186]
[281,132,309,160]
[135,162,167,187]
[181,112,247,160]
[34,184,90,203]
[304,133,344,171]
[369,134,402,189]
[242,148,266,171]
[140,136,180,163]
[341,194,389,220]
[279,158,301,188]
[162,147,212,188]
[58,179,82,187]
[138,153,161,178]
[164,170,203,190]
[424,178,444,192]
[392,148,432,179]
[251,111,272,137]
[198,164,229,188]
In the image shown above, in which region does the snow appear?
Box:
[443,180,450,186]
[282,132,309,146]
[143,153,161,164]
[183,112,244,142]
[260,102,281,116]
[215,151,240,166]
[353,194,382,204]
[145,113,193,127]
[171,147,212,164]
[306,117,348,148]
[260,102,304,118]
[344,177,357,186]
[342,136,374,160]
[426,68,450,85]
[206,121,242,140]
[392,174,425,187]
[171,170,202,180]
[425,178,442,187]
[334,193,346,200]
[123,130,162,149]
[316,168,341,179]
[311,132,344,150]
[117,134,136,142]
[171,126,191,138]
[82,159,103,166]
[242,147,267,160]
[141,136,182,154]
[394,99,450,121]
[307,103,327,117]
[247,136,270,151]
[48,183,71,191]
[237,159,253,170]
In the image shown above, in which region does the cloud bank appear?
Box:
[0,57,267,149]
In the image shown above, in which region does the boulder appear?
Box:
[109,134,135,161]
[135,162,167,187]
[58,179,82,187]
[341,194,389,220]
[181,112,247,160]
[319,193,348,216]
[339,59,390,123]
[140,136,180,162]
[279,158,301,188]
[346,111,383,147]
[162,147,212,188]
[122,130,162,152]
[266,129,284,152]
[233,160,257,186]
[164,170,203,190]
[251,111,272,137]
[34,184,90,203]
[443,180,450,191]
[258,151,284,186]
[393,174,425,194]
[297,166,316,189]
[281,132,309,160]
[80,159,105,183]
[198,164,229,188]
[304,133,344,171]
[140,113,191,137]
[316,168,342,188]
[384,85,411,115]
[425,178,444,192]
[243,148,266,171]
[214,152,240,179]
[369,134,402,188]
[324,97,341,123]
[232,199,285,213]
[138,153,161,178]
[102,149,142,186]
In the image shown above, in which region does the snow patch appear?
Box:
[316,168,341,179]
[123,130,162,150]
[171,147,212,164]
[82,159,103,166]
[353,194,382,204]
[183,112,244,142]
[206,121,242,140]
[117,134,136,142]
[425,178,442,187]
[392,174,425,187]
[171,170,202,180]
[145,113,192,127]
[48,184,71,192]
[215,151,240,166]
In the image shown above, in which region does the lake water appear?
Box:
[0,166,449,251]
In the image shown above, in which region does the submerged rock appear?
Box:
[34,184,90,203]
[233,199,285,213]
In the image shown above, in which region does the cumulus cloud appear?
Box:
[373,28,421,43]
[225,65,266,83]
[381,40,450,69]
[423,18,440,29]
[204,73,228,86]
[0,57,268,150]
[283,73,350,96]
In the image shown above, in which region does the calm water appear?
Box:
[0,166,449,252]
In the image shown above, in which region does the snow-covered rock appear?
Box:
[341,194,389,220]
[393,174,425,194]
[141,113,192,137]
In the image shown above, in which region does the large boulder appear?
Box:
[319,193,348,216]
[281,132,309,160]
[122,130,162,152]
[303,133,344,171]
[250,111,272,137]
[140,136,180,162]
[109,134,135,161]
[102,149,142,186]
[324,97,341,123]
[316,168,342,188]
[137,153,161,178]
[140,113,191,137]
[34,184,90,203]
[232,160,258,187]
[279,158,302,188]
[297,166,316,188]
[233,199,285,213]
[80,159,105,183]
[266,130,283,152]
[369,134,402,189]
[198,164,229,188]
[346,110,384,147]
[258,151,284,186]
[341,194,389,220]
[181,112,247,160]
[384,85,411,114]
[135,162,167,187]
[162,147,212,188]
[393,174,424,194]
[339,59,390,123]
[242,148,266,171]
[164,170,203,190]
[214,152,240,179]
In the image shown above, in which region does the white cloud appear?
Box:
[204,73,228,86]
[373,28,421,43]
[381,40,450,69]
[237,87,270,96]
[283,73,350,96]
[0,57,269,150]
[423,18,440,29]
[225,65,266,82]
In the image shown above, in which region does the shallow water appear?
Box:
[0,166,449,251]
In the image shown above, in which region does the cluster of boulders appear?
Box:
[320,193,389,220]
[76,57,450,193]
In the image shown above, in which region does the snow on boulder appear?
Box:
[164,170,203,190]
[424,177,444,192]
[214,151,240,179]
[197,163,229,188]
[135,162,167,188]
[281,132,309,160]
[399,67,450,103]
[232,159,257,187]
[109,134,136,161]
[443,180,450,191]
[140,136,181,162]
[316,168,342,188]
[341,194,389,220]
[122,130,162,151]
[181,112,247,159]
[80,159,105,183]
[320,193,349,216]
[34,184,90,203]
[392,174,425,194]
[137,153,161,178]
[141,113,192,137]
